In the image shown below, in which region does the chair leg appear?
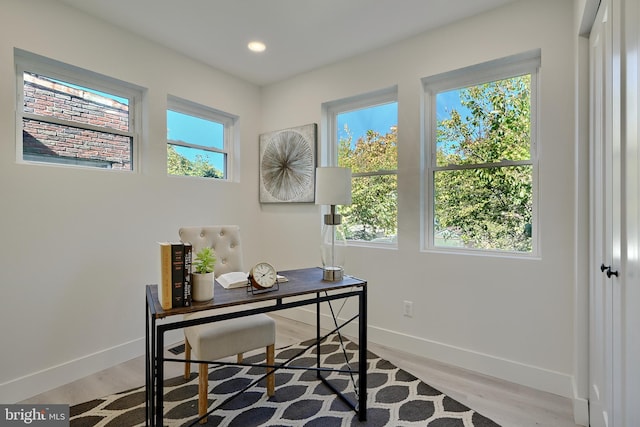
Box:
[184,338,191,380]
[266,344,275,397]
[198,363,208,424]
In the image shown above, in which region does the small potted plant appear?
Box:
[192,247,216,301]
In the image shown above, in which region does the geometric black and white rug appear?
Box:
[70,334,500,426]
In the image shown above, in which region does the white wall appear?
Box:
[0,0,270,402]
[261,0,582,409]
[0,0,587,420]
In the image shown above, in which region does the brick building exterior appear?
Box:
[22,73,131,169]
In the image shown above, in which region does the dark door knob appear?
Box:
[601,264,619,278]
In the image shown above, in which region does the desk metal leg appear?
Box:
[145,302,150,426]
[316,287,367,421]
[155,327,164,426]
[145,302,157,427]
[359,286,367,421]
[316,293,321,379]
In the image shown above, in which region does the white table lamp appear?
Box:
[315,167,352,281]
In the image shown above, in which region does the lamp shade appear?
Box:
[315,167,352,205]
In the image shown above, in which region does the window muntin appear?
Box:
[424,52,539,254]
[326,90,398,245]
[167,96,235,179]
[16,49,141,170]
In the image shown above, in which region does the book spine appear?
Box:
[159,243,172,310]
[183,243,192,307]
[171,243,184,308]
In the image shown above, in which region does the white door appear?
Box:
[621,0,640,424]
[589,1,617,425]
[590,0,625,425]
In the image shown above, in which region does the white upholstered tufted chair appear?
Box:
[178,225,275,424]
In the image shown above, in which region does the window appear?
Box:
[15,49,142,170]
[423,51,540,254]
[167,96,236,179]
[325,88,398,245]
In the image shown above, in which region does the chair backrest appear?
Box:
[178,225,244,277]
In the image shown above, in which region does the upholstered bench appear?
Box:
[184,310,276,423]
[179,225,276,424]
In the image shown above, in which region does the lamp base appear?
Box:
[322,266,343,281]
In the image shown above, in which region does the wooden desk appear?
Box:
[145,267,367,426]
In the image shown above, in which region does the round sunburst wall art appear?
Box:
[259,123,317,203]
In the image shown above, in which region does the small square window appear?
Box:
[167,96,236,179]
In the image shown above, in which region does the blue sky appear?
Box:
[337,102,397,144]
[167,110,224,150]
[168,101,401,171]
[50,77,227,170]
[57,76,466,172]
[167,110,225,169]
[436,89,468,121]
[75,75,465,172]
[336,93,468,147]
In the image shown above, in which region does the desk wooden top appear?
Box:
[147,267,366,319]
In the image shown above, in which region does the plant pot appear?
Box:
[192,272,214,302]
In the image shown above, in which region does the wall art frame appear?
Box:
[259,123,317,203]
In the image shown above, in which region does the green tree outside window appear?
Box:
[434,75,533,252]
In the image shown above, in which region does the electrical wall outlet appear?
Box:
[403,300,413,317]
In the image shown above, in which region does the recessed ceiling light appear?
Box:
[248,41,266,53]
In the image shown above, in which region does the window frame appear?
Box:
[166,95,237,180]
[14,48,143,171]
[323,86,399,248]
[422,50,541,256]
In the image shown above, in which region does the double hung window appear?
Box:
[423,51,540,254]
[325,88,398,245]
[15,49,142,170]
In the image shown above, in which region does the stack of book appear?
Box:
[159,242,192,310]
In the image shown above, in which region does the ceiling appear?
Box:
[55,0,518,86]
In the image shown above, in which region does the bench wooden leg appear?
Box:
[184,338,191,380]
[266,344,275,397]
[198,363,208,424]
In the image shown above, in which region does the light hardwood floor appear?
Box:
[21,315,581,427]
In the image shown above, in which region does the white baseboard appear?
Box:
[279,307,576,399]
[376,327,574,397]
[573,396,589,426]
[572,378,590,426]
[4,307,586,427]
[279,306,591,425]
[0,337,145,404]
